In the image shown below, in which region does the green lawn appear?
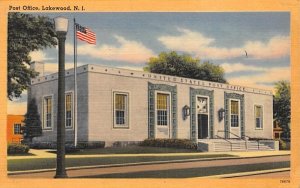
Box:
[8,154,235,171]
[75,161,290,178]
[49,146,198,155]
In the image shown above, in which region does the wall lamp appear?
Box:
[183,105,190,120]
[218,108,225,122]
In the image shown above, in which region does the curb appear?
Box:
[8,154,290,176]
[197,168,290,178]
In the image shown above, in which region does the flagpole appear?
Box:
[73,18,78,147]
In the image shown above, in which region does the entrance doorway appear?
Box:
[198,114,208,139]
[196,96,209,139]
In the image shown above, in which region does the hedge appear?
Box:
[29,141,105,149]
[278,139,290,150]
[76,141,105,149]
[140,139,197,150]
[7,143,30,154]
[248,137,274,141]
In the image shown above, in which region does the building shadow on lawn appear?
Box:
[8,153,36,156]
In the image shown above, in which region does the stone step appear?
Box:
[214,148,247,152]
[213,143,273,151]
[198,139,276,152]
[248,147,273,150]
[247,146,271,149]
[215,144,271,148]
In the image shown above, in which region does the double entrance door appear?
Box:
[197,96,209,139]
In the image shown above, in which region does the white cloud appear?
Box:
[221,63,266,73]
[158,28,215,52]
[29,50,54,62]
[7,100,27,115]
[203,47,242,59]
[29,51,47,61]
[158,28,290,60]
[244,36,290,59]
[43,62,85,75]
[221,62,290,92]
[7,90,28,115]
[227,67,290,92]
[118,66,144,71]
[66,35,155,64]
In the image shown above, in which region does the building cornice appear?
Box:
[30,64,273,96]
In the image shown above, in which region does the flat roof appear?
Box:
[31,64,273,96]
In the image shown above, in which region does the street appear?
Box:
[9,155,290,178]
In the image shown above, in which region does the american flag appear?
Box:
[75,23,96,44]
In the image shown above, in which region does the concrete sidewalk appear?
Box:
[7,149,290,160]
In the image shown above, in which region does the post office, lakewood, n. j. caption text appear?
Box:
[8,5,85,11]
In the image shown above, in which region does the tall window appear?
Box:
[230,100,239,127]
[65,93,73,128]
[43,96,52,129]
[255,105,263,129]
[114,92,129,128]
[14,124,21,134]
[157,93,170,126]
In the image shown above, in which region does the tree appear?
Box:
[144,51,227,83]
[22,98,42,142]
[8,12,57,100]
[273,80,290,139]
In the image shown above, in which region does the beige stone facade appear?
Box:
[29,64,274,146]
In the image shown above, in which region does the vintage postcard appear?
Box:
[0,0,299,188]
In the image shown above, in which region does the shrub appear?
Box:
[140,139,197,150]
[28,141,105,149]
[65,144,80,153]
[76,141,105,149]
[7,143,30,154]
[279,140,290,150]
[29,142,57,149]
[248,137,274,141]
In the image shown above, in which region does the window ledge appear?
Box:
[42,128,53,131]
[113,126,129,129]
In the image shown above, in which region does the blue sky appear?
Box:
[8,12,290,114]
